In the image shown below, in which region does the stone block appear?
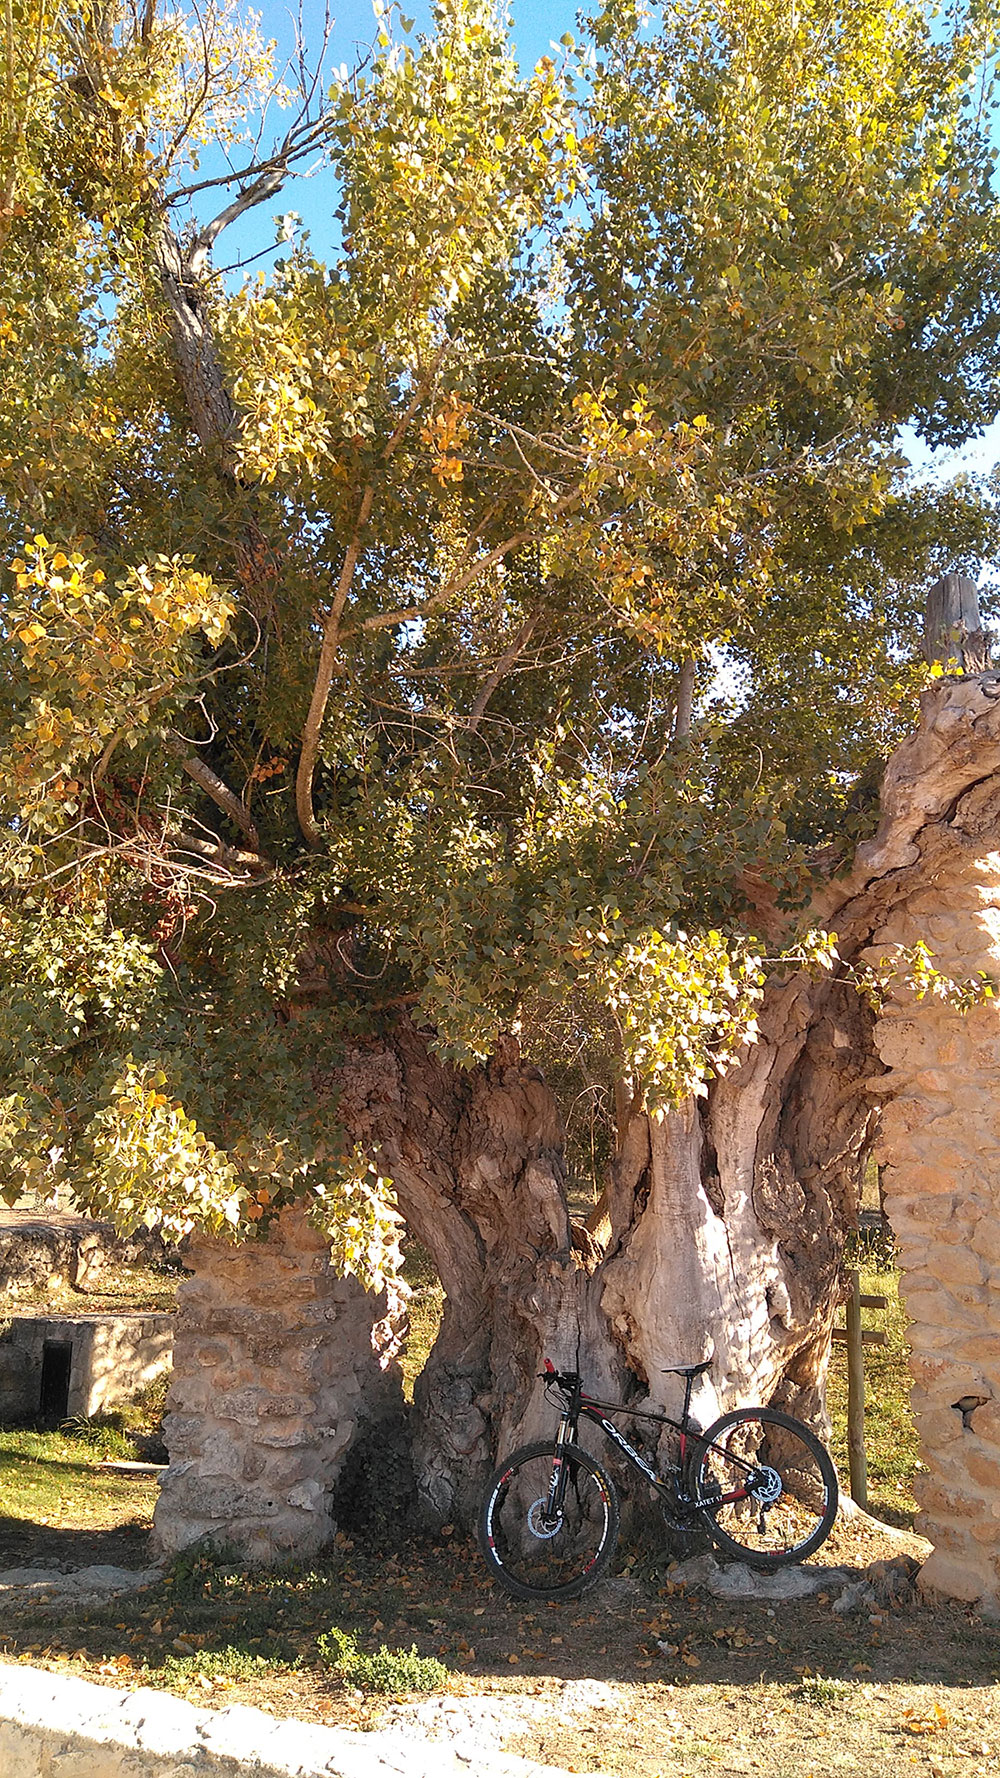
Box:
[925,1248,987,1288]
[913,1409,964,1451]
[919,1548,993,1605]
[254,1425,313,1448]
[963,1448,1000,1493]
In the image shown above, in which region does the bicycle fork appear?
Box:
[542,1411,576,1522]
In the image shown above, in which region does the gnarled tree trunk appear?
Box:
[337,970,878,1528]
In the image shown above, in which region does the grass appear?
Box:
[0,1374,167,1564]
[826,1254,920,1527]
[0,1425,158,1566]
[0,1427,157,1524]
[7,1259,178,1315]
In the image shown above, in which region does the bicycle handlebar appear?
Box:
[539,1359,582,1391]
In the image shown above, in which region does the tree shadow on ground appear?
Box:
[0,1513,151,1569]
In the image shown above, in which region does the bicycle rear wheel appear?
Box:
[478,1440,620,1602]
[686,1407,838,1569]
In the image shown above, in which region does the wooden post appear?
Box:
[924,572,991,674]
[845,1268,868,1510]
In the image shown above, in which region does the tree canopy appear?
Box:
[1,0,999,1269]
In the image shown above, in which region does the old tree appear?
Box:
[2,0,1000,1536]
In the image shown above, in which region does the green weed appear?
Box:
[316,1625,450,1693]
[794,1673,850,1706]
[142,1646,292,1688]
[59,1414,135,1460]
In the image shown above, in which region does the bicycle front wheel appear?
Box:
[686,1407,838,1569]
[478,1440,620,1602]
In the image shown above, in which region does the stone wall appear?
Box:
[870,829,1000,1607]
[154,1207,405,1565]
[834,676,1000,1613]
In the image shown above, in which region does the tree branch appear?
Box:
[293,351,449,845]
[295,484,375,846]
[674,656,696,740]
[466,612,540,733]
[169,831,271,879]
[189,166,288,275]
[167,733,264,855]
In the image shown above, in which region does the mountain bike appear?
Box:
[478,1358,838,1601]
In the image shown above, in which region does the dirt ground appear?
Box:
[0,1506,997,1778]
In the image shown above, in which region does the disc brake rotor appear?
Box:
[526,1498,563,1538]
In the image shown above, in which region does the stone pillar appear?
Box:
[871,822,1000,1610]
[153,1207,405,1566]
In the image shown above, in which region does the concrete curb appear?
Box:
[0,1660,592,1777]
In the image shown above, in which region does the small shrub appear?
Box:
[316,1625,449,1693]
[795,1673,850,1706]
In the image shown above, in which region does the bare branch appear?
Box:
[466,612,540,733]
[166,732,264,855]
[189,166,287,273]
[166,113,331,208]
[169,831,271,878]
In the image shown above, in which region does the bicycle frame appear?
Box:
[544,1365,757,1517]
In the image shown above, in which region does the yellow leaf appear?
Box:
[51,552,68,570]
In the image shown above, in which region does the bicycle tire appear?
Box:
[685,1407,838,1569]
[478,1440,620,1602]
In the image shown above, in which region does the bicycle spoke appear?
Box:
[689,1409,837,1566]
[480,1442,618,1601]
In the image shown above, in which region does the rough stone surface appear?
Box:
[0,1659,595,1778]
[668,1550,922,1612]
[860,684,1000,1612]
[0,1563,161,1604]
[154,1206,407,1565]
[669,1551,856,1600]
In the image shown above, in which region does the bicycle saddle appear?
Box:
[660,1358,712,1377]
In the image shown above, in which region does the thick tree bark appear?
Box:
[335,973,879,1529]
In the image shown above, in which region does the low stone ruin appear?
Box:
[0,1311,173,1422]
[0,1209,174,1300]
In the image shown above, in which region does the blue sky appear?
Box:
[201,0,1000,484]
[194,3,579,287]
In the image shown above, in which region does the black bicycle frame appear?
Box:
[548,1372,757,1514]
